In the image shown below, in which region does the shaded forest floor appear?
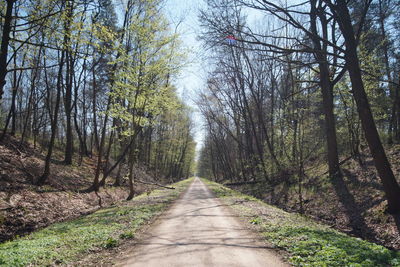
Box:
[225,147,400,251]
[0,134,158,243]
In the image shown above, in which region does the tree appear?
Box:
[0,0,15,102]
[0,0,194,192]
[327,0,400,214]
[198,0,400,215]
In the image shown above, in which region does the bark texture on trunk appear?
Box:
[334,0,400,214]
[0,0,15,102]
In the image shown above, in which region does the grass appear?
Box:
[202,178,400,267]
[0,178,193,267]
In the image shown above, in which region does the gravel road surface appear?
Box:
[118,178,287,267]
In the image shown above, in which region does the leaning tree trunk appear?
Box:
[0,0,15,102]
[333,0,400,214]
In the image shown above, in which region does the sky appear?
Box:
[163,0,208,157]
[161,0,267,158]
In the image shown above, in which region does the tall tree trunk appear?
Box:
[90,97,111,192]
[37,50,65,185]
[310,0,341,179]
[99,127,115,186]
[333,0,400,214]
[396,79,400,141]
[127,140,136,200]
[0,65,17,141]
[73,81,88,157]
[64,0,74,165]
[0,0,15,102]
[91,66,100,151]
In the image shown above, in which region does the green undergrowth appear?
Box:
[202,178,400,267]
[0,178,193,267]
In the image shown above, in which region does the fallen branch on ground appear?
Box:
[136,180,175,190]
[321,155,353,176]
[224,180,261,186]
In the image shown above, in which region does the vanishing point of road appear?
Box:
[117,178,287,267]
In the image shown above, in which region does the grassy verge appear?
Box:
[202,178,400,267]
[0,178,193,267]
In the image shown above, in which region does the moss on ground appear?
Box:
[202,178,400,267]
[0,178,193,267]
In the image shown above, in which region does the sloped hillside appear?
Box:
[225,147,400,250]
[0,135,157,242]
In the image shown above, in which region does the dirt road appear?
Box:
[117,178,287,267]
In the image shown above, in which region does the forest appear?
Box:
[0,0,196,198]
[197,0,400,249]
[1,0,400,265]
